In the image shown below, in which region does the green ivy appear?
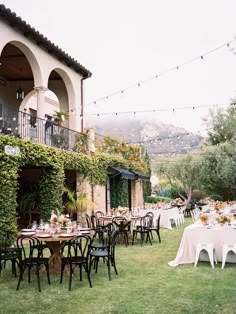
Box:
[0,134,151,243]
[39,165,65,222]
[110,177,129,208]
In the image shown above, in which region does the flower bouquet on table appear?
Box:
[199,213,209,225]
[216,214,230,226]
[50,210,70,227]
[116,206,128,216]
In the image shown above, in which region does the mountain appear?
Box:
[86,116,204,157]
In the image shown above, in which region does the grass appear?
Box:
[0,218,235,314]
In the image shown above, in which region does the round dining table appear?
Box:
[20,228,93,273]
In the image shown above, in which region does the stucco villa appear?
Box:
[0,5,149,226]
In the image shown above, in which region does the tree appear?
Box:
[203,102,236,145]
[198,143,236,200]
[156,155,201,203]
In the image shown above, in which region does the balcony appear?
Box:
[0,104,80,151]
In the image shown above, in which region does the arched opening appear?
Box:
[0,42,37,135]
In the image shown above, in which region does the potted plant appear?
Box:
[63,186,95,223]
[53,111,69,126]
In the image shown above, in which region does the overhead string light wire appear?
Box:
[67,38,235,113]
[75,102,235,117]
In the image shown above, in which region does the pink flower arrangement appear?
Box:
[50,210,70,227]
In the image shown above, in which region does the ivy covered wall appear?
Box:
[0,134,150,241]
[110,177,129,208]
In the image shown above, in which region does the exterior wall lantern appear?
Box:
[16,88,24,101]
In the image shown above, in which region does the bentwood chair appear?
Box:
[132,215,152,246]
[60,234,92,291]
[16,235,50,292]
[88,229,120,281]
[0,231,21,277]
[146,214,161,243]
[112,217,131,246]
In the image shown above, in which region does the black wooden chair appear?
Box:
[85,214,92,228]
[16,235,50,292]
[88,229,119,281]
[112,217,131,246]
[146,214,161,243]
[60,234,92,291]
[0,231,21,277]
[132,215,152,246]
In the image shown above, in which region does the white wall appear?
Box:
[0,19,85,132]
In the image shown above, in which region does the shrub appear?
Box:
[146,195,172,203]
[210,194,223,201]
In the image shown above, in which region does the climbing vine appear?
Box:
[110,177,129,208]
[39,165,65,222]
[0,134,150,242]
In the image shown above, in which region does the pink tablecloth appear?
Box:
[168,223,236,267]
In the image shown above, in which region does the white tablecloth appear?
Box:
[168,223,236,267]
[139,207,179,229]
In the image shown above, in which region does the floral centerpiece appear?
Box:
[214,201,225,213]
[116,206,128,216]
[50,210,70,227]
[199,214,209,225]
[216,214,230,226]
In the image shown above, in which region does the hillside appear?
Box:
[86,117,203,157]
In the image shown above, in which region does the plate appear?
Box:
[59,233,74,237]
[79,231,91,234]
[21,232,35,236]
[21,229,33,232]
[36,234,51,238]
[79,228,91,231]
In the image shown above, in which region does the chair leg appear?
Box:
[107,259,111,280]
[84,263,92,288]
[112,257,118,275]
[222,250,228,269]
[60,262,65,284]
[156,230,161,243]
[80,264,83,281]
[16,265,25,290]
[194,248,201,267]
[132,231,135,245]
[12,259,17,277]
[28,265,31,283]
[36,265,41,292]
[46,263,50,285]
[69,264,73,291]
[147,232,152,245]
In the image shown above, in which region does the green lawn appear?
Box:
[0,218,235,314]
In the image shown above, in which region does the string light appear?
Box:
[72,102,232,117]
[67,38,235,113]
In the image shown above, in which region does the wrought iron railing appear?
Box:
[0,104,80,151]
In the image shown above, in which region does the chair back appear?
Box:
[85,214,92,228]
[156,214,161,228]
[91,214,98,230]
[146,212,154,228]
[17,235,42,260]
[94,211,104,219]
[109,230,120,257]
[67,234,91,259]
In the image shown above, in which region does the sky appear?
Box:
[1,0,236,134]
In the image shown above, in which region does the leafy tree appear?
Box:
[198,143,236,200]
[156,155,201,203]
[203,102,236,145]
